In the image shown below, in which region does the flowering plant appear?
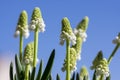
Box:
[9,7,120,80]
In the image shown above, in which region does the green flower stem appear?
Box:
[19,32,23,62]
[25,64,30,80]
[33,26,39,67]
[66,39,70,80]
[100,75,104,80]
[108,44,120,64]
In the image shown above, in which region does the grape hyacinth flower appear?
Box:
[91,51,110,79]
[14,10,29,62]
[62,48,77,72]
[112,33,120,44]
[95,58,110,78]
[80,66,89,80]
[72,16,89,60]
[14,10,29,39]
[60,17,76,80]
[29,7,45,32]
[29,7,45,67]
[23,42,34,66]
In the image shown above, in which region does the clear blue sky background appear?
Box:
[0,0,120,80]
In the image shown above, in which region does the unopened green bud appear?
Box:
[23,42,34,65]
[31,7,42,20]
[76,16,89,31]
[17,10,28,29]
[80,66,89,80]
[91,51,103,70]
[61,17,73,35]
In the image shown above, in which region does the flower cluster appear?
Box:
[112,33,120,44]
[60,31,76,46]
[61,16,89,72]
[23,42,34,65]
[60,17,76,46]
[73,28,87,42]
[91,51,110,78]
[80,66,89,80]
[95,58,110,77]
[14,10,29,39]
[29,7,45,32]
[29,18,45,32]
[14,7,46,39]
[62,48,77,72]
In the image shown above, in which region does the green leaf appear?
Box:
[71,72,75,80]
[56,74,60,80]
[15,54,24,80]
[49,74,52,80]
[31,67,36,80]
[36,60,43,80]
[93,71,97,80]
[76,73,80,80]
[41,49,55,80]
[10,62,13,80]
[106,74,111,80]
[14,74,17,80]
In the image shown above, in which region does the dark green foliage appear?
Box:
[93,71,97,80]
[15,54,25,80]
[41,49,55,80]
[36,60,43,80]
[48,74,52,80]
[56,74,60,80]
[31,67,36,80]
[106,74,111,80]
[10,62,13,80]
[76,73,80,80]
[71,72,75,80]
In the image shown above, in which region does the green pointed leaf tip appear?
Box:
[36,60,43,80]
[41,49,55,80]
[56,74,60,80]
[31,7,42,20]
[61,17,73,34]
[76,73,80,80]
[10,62,13,80]
[31,67,36,80]
[17,10,28,28]
[77,16,89,31]
[80,66,89,79]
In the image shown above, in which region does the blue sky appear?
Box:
[0,0,120,80]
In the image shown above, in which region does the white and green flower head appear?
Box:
[29,7,45,32]
[60,17,76,45]
[14,10,29,38]
[80,66,89,80]
[91,51,109,77]
[95,58,109,78]
[62,48,77,72]
[72,16,89,60]
[112,33,120,44]
[91,51,103,70]
[23,42,34,65]
[73,16,89,42]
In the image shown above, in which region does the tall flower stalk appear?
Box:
[60,17,76,80]
[14,10,29,62]
[29,7,45,67]
[23,42,34,80]
[108,33,120,64]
